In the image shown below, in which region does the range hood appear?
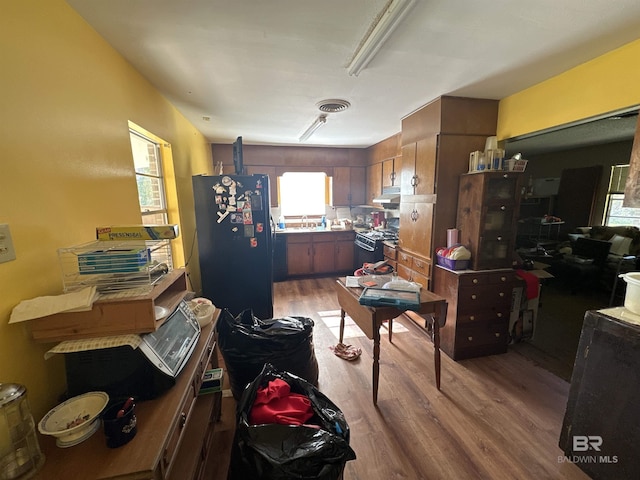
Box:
[372,186,401,204]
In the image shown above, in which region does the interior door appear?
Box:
[555,166,602,235]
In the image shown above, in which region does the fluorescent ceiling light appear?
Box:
[347,0,416,76]
[299,114,327,142]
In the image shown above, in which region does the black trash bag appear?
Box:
[216,309,319,400]
[228,363,356,480]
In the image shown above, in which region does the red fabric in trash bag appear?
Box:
[516,269,539,300]
[249,378,314,426]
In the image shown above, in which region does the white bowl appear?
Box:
[38,391,109,448]
[188,298,216,327]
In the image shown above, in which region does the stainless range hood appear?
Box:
[372,186,400,205]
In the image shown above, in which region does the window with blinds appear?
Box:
[604,164,640,226]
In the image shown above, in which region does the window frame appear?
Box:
[129,129,169,225]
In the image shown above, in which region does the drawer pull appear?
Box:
[471,294,477,300]
[499,292,504,297]
[472,278,478,284]
[500,276,506,282]
[495,333,501,337]
[500,205,506,211]
[468,336,473,342]
[180,412,187,428]
[469,315,475,321]
[496,312,502,318]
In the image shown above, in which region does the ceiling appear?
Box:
[505,108,639,156]
[65,0,640,151]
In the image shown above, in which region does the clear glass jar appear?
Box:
[0,384,44,480]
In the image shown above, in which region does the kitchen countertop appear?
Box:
[275,227,355,234]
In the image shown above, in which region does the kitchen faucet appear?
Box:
[301,215,308,228]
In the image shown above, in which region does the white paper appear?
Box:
[9,286,98,324]
[345,276,360,287]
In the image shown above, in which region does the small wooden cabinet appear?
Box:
[28,269,189,342]
[457,172,523,270]
[433,266,515,360]
[286,231,355,276]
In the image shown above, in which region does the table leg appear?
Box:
[339,308,345,344]
[433,316,441,390]
[373,327,380,405]
[388,318,393,343]
[434,302,447,391]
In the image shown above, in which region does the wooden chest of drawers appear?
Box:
[433,265,516,360]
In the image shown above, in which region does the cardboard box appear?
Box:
[199,368,224,395]
[78,247,150,274]
[96,225,179,241]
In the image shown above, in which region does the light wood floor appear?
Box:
[207,276,589,480]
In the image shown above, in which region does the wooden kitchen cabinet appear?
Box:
[382,156,401,188]
[333,166,365,206]
[397,250,430,289]
[400,137,437,196]
[286,231,355,276]
[434,265,515,360]
[335,235,355,272]
[383,243,397,271]
[245,165,278,206]
[456,172,523,270]
[366,162,383,205]
[312,235,336,274]
[398,96,499,291]
[35,321,222,480]
[286,234,313,275]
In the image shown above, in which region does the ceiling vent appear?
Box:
[317,99,351,113]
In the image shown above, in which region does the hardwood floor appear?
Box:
[208,276,589,480]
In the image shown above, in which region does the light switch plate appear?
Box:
[0,224,16,263]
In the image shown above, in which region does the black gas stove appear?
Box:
[355,229,399,251]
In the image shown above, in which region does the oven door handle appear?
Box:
[355,238,376,252]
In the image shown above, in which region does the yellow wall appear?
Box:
[498,39,640,140]
[1,0,212,418]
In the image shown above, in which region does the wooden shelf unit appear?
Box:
[28,269,188,343]
[34,319,222,480]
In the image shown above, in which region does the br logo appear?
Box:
[573,435,603,452]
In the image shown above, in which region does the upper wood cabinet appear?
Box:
[366,162,383,205]
[333,167,366,206]
[398,96,499,288]
[366,133,402,205]
[400,137,437,196]
[245,165,278,207]
[382,156,401,188]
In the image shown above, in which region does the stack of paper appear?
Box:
[9,286,98,324]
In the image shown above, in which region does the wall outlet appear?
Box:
[0,224,16,263]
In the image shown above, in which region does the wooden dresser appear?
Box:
[34,321,222,480]
[433,265,516,360]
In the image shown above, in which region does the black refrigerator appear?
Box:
[192,174,274,319]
